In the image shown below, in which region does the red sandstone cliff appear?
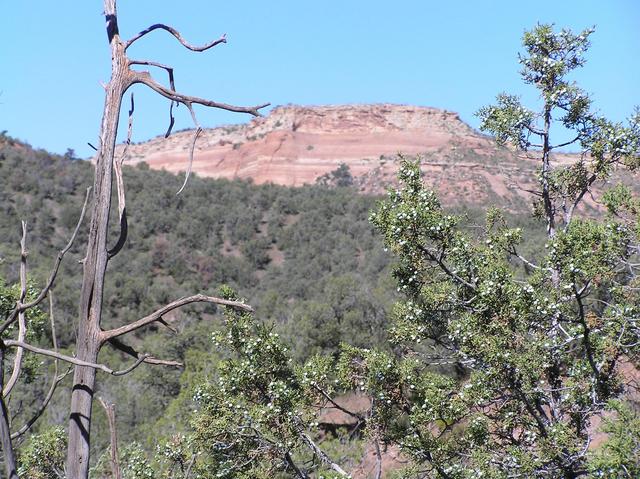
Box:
[118,104,607,209]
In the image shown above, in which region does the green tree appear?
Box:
[316,163,355,188]
[365,24,639,477]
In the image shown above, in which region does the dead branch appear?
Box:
[129,60,178,138]
[98,397,122,479]
[157,317,179,334]
[129,55,267,194]
[107,337,182,368]
[0,187,91,334]
[3,222,29,397]
[3,340,148,376]
[12,371,72,441]
[176,126,202,195]
[129,60,175,90]
[183,454,198,479]
[125,24,227,52]
[166,100,177,138]
[11,294,72,440]
[297,426,349,477]
[373,439,383,479]
[173,96,203,194]
[131,68,267,193]
[0,345,19,479]
[100,294,253,342]
[133,70,268,116]
[284,452,307,479]
[108,92,134,259]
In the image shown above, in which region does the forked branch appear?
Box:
[131,69,267,193]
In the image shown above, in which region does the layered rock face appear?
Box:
[119,103,581,209]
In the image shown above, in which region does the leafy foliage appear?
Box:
[18,426,66,479]
[589,401,640,478]
[369,158,639,476]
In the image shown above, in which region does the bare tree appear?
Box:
[0,1,266,478]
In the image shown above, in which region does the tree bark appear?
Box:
[66,2,128,477]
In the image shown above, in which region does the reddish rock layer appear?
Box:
[117,104,602,209]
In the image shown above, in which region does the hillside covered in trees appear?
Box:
[0,133,551,473]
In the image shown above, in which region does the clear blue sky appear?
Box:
[1,1,638,158]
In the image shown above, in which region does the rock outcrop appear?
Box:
[118,104,589,209]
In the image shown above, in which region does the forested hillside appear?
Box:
[0,134,549,469]
[0,136,394,448]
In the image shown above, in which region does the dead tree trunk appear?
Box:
[66,18,126,475]
[0,345,19,479]
[65,1,266,477]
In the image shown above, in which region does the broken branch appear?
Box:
[98,397,123,479]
